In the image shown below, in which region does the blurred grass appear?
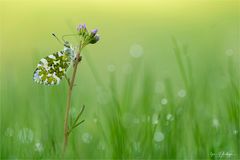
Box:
[0,0,239,159]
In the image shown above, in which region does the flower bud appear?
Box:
[89,34,100,44]
[82,24,88,36]
[90,29,98,37]
[77,24,87,34]
[76,23,100,46]
[77,24,83,32]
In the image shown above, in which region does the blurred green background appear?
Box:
[0,0,239,159]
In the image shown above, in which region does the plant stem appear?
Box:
[63,50,82,153]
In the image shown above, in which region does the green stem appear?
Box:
[63,48,82,154]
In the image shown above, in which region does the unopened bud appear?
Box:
[77,24,83,32]
[90,34,100,44]
[90,29,98,36]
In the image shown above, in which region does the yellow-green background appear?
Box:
[0,0,239,159]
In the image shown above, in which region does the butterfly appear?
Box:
[33,41,75,86]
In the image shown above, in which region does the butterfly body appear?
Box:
[33,42,75,85]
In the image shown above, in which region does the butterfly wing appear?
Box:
[33,51,72,85]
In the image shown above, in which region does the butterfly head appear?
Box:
[64,41,71,48]
[63,41,75,60]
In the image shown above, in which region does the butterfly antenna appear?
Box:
[52,33,64,45]
[62,34,79,42]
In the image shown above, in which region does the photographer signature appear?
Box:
[210,151,235,159]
